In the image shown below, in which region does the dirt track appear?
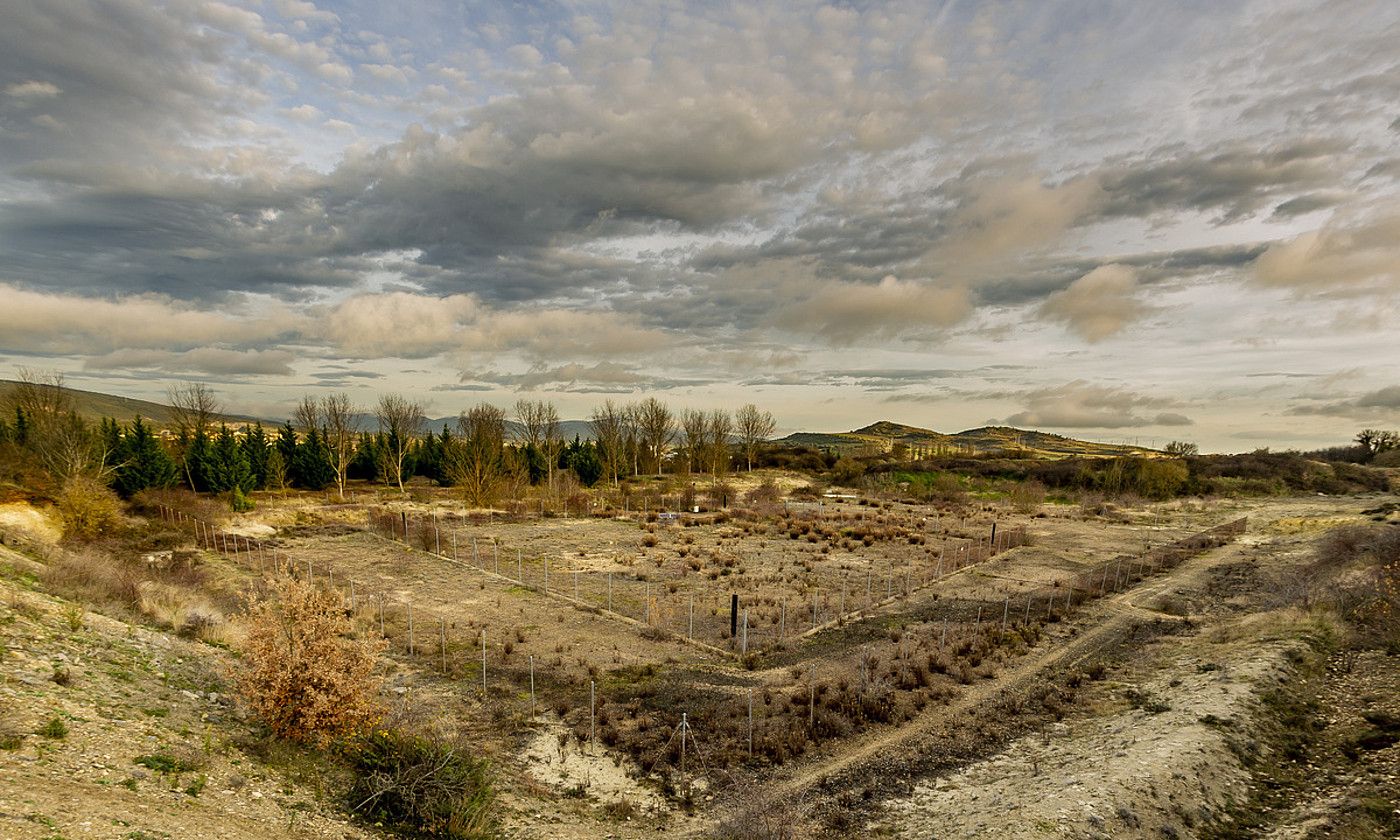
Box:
[758,528,1245,807]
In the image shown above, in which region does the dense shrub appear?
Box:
[863,451,1388,501]
[55,476,123,540]
[828,457,866,486]
[345,728,497,839]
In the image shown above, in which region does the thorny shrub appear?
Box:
[235,577,385,745]
[712,788,808,840]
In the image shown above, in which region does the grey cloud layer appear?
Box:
[1,0,1398,446]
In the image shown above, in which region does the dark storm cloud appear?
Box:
[80,347,296,376]
[0,0,1388,320]
[1269,192,1349,219]
[1095,138,1354,223]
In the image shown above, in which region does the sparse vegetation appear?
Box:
[2,374,1396,839]
[38,715,68,739]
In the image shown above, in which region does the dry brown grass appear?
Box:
[41,545,143,608]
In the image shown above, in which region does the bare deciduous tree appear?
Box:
[168,381,220,488]
[589,399,626,487]
[515,398,563,490]
[512,399,547,450]
[10,369,107,484]
[1163,440,1198,458]
[622,401,643,477]
[293,395,320,436]
[1357,429,1399,457]
[540,402,562,490]
[680,408,707,475]
[636,397,675,475]
[735,403,776,471]
[322,393,358,499]
[706,409,733,481]
[375,394,424,493]
[446,403,519,508]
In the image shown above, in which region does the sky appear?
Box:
[1,0,1398,452]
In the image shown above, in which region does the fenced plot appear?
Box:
[365,506,1033,655]
[151,500,1249,799]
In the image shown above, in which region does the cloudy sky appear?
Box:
[1,0,1398,451]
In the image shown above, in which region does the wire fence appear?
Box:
[150,501,1246,787]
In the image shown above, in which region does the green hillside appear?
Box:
[0,380,261,429]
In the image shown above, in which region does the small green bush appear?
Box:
[345,728,496,839]
[230,486,254,512]
[133,752,201,773]
[38,715,68,739]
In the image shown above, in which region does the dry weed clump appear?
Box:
[345,727,497,839]
[1313,524,1400,650]
[235,577,385,745]
[1009,479,1047,513]
[42,545,143,608]
[712,788,809,839]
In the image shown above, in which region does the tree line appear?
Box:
[0,369,778,510]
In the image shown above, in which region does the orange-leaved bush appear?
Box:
[235,576,384,745]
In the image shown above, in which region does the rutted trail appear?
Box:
[757,536,1250,805]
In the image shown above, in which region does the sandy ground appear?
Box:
[880,626,1295,838]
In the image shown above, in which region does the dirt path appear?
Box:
[756,534,1251,804]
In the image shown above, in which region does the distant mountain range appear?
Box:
[414,416,596,441]
[0,381,1158,458]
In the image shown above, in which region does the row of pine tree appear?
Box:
[0,408,612,503]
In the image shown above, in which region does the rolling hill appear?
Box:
[776,420,1162,459]
[0,380,262,428]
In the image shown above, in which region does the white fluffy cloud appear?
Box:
[774,276,971,346]
[322,291,667,366]
[0,283,295,355]
[1039,264,1147,342]
[323,292,479,359]
[5,80,61,99]
[1253,212,1400,291]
